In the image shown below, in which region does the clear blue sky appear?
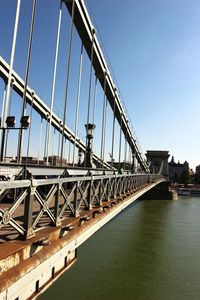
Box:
[85,0,200,170]
[0,0,200,169]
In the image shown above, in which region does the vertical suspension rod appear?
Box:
[46,0,62,164]
[91,75,97,149]
[111,88,116,166]
[4,79,14,160]
[1,82,6,160]
[57,121,62,158]
[118,113,122,166]
[72,43,83,166]
[100,72,107,162]
[43,115,49,160]
[3,0,21,126]
[37,117,43,164]
[92,76,97,125]
[17,0,37,163]
[1,81,6,124]
[68,137,71,164]
[60,0,75,164]
[102,97,108,162]
[124,129,127,169]
[86,29,95,126]
[26,91,34,162]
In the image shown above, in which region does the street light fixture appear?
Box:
[21,116,31,129]
[0,115,30,162]
[81,123,96,168]
[6,116,16,128]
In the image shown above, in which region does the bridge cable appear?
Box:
[72,43,84,166]
[17,0,37,163]
[91,75,98,150]
[118,113,122,167]
[92,75,98,147]
[43,115,49,160]
[26,91,34,163]
[45,0,62,165]
[124,129,127,170]
[1,82,6,126]
[111,89,116,167]
[37,117,43,164]
[60,0,75,165]
[0,82,6,161]
[100,72,107,164]
[102,97,108,163]
[4,79,14,161]
[128,146,131,170]
[57,121,62,159]
[84,29,95,168]
[63,137,67,163]
[68,136,72,164]
[92,76,97,126]
[86,29,95,126]
[52,127,56,156]
[3,0,21,127]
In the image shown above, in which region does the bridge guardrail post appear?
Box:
[87,175,93,210]
[99,179,103,206]
[113,174,117,199]
[74,181,79,217]
[54,183,61,226]
[128,175,131,192]
[23,179,35,239]
[134,176,137,190]
[119,177,122,197]
[106,178,110,202]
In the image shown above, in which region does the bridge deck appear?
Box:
[0,179,165,297]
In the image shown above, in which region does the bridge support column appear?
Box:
[24,185,35,239]
[54,183,61,226]
[74,181,79,218]
[87,177,93,210]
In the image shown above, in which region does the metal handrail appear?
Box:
[0,173,165,240]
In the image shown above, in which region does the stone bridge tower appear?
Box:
[146,150,170,179]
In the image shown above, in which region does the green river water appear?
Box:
[40,197,200,300]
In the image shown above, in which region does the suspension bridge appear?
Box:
[0,1,168,299]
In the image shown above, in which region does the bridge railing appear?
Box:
[0,173,164,240]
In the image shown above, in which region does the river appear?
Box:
[40,196,200,300]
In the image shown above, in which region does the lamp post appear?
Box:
[0,116,30,162]
[82,123,96,168]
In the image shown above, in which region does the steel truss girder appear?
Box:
[0,173,165,239]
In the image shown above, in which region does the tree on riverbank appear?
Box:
[179,169,192,185]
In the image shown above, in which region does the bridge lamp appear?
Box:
[6,116,16,128]
[86,123,95,139]
[0,115,30,162]
[82,123,96,168]
[20,116,31,128]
